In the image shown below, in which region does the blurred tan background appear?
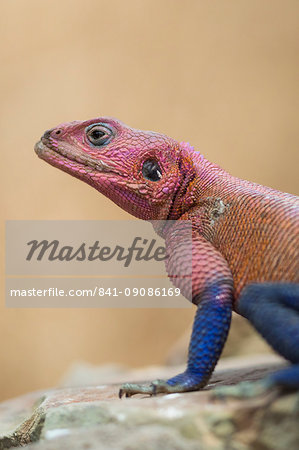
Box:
[1,0,298,402]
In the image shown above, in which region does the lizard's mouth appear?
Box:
[34,139,156,219]
[34,140,125,178]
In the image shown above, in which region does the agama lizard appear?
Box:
[35,118,299,397]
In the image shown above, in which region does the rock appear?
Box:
[58,354,285,389]
[0,355,298,450]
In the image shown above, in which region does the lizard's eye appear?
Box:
[86,124,113,146]
[142,159,162,182]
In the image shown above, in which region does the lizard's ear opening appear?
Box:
[142,159,162,182]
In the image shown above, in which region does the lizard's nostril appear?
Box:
[42,129,52,140]
[42,128,62,141]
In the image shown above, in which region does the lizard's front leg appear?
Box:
[119,223,234,397]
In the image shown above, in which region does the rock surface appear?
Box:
[0,355,298,450]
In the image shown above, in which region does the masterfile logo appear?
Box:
[5,220,192,308]
[26,237,167,267]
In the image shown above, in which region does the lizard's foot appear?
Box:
[119,371,206,398]
[212,379,272,400]
[212,366,299,400]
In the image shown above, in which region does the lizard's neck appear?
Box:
[167,144,228,220]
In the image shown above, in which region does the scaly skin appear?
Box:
[35,118,299,397]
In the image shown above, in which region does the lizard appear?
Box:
[35,117,299,397]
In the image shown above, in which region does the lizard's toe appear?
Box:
[119,382,161,398]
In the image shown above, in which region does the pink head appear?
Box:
[35,118,197,220]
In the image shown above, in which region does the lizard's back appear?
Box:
[196,173,299,299]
